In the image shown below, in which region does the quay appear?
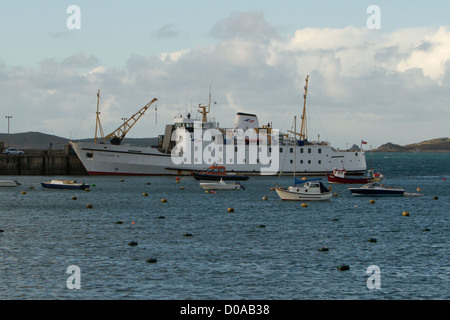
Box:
[0,145,87,176]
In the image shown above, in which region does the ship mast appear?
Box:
[94,89,105,144]
[198,87,212,123]
[299,75,309,141]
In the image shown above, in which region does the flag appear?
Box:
[361,140,367,145]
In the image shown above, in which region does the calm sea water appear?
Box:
[0,152,448,300]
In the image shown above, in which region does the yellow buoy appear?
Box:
[161,198,167,203]
[85,188,90,192]
[403,211,410,216]
[21,191,27,194]
[417,187,421,192]
[262,196,268,200]
[270,187,275,191]
[301,203,308,207]
[334,193,338,197]
[86,204,93,209]
[71,196,77,200]
[370,200,376,204]
[180,186,184,190]
[143,192,148,196]
[227,207,235,212]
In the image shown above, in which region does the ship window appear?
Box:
[290,148,293,153]
[269,147,272,153]
[318,149,322,154]
[290,160,293,164]
[300,148,304,153]
[300,160,303,164]
[308,148,311,153]
[308,160,311,164]
[280,147,283,153]
[318,160,321,164]
[86,152,93,158]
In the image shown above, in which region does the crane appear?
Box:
[105,97,158,145]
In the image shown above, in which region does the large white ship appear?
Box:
[70,77,367,176]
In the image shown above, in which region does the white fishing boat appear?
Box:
[199,179,244,191]
[70,79,367,176]
[274,76,332,201]
[0,180,21,187]
[275,179,332,201]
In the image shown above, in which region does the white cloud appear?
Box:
[1,13,449,148]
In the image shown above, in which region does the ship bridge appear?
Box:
[173,113,219,132]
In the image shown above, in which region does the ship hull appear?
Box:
[70,141,367,176]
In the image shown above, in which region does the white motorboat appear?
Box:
[275,179,332,201]
[0,180,21,187]
[41,179,89,190]
[199,179,244,191]
[348,182,405,196]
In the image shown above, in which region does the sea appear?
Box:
[0,152,448,302]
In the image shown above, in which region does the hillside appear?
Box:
[0,132,158,150]
[375,137,450,152]
[2,132,449,152]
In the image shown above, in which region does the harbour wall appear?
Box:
[0,146,87,176]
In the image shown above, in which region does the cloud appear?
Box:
[1,13,449,148]
[210,11,280,43]
[153,23,180,39]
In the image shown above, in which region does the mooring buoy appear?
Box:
[338,264,350,271]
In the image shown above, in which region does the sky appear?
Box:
[0,0,449,149]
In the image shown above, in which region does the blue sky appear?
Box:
[1,1,449,148]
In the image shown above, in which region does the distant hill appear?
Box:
[375,137,450,152]
[0,132,158,150]
[2,132,449,153]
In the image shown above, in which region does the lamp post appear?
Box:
[5,116,12,148]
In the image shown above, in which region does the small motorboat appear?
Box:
[0,180,21,187]
[41,179,89,190]
[192,165,249,181]
[199,179,244,191]
[327,168,383,184]
[275,179,332,201]
[348,182,405,196]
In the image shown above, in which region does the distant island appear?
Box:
[0,132,449,153]
[373,137,450,153]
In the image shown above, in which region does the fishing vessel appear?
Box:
[275,178,332,201]
[327,168,382,184]
[70,78,367,176]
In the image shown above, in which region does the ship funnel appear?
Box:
[234,112,259,130]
